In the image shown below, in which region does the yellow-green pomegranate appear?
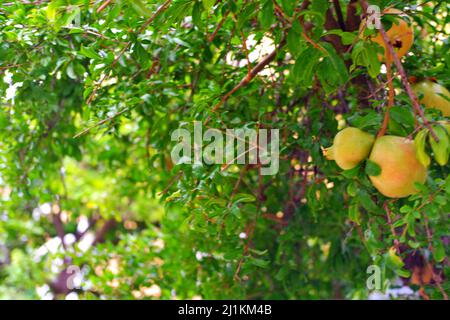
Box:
[369,136,427,198]
[412,81,450,117]
[324,127,375,170]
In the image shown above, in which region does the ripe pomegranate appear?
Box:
[368,136,427,198]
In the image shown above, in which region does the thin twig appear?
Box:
[383,201,400,254]
[273,0,291,24]
[0,63,26,70]
[227,167,247,208]
[240,29,252,80]
[158,171,183,196]
[377,62,394,137]
[301,31,328,54]
[2,0,49,6]
[233,222,254,281]
[73,107,130,138]
[205,35,287,124]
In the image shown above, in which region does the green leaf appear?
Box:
[386,247,404,269]
[249,248,268,256]
[132,42,152,70]
[399,205,412,214]
[130,0,152,17]
[348,111,382,130]
[341,165,360,179]
[365,160,381,177]
[164,0,196,25]
[325,30,357,45]
[393,218,406,228]
[292,47,321,85]
[66,63,77,80]
[60,6,81,28]
[364,43,382,78]
[311,0,328,15]
[351,41,381,78]
[348,204,361,224]
[260,0,275,30]
[429,125,449,166]
[316,44,348,93]
[233,193,256,203]
[347,182,357,197]
[250,257,270,268]
[79,45,101,60]
[279,0,295,16]
[414,129,431,167]
[46,0,60,22]
[433,240,445,262]
[287,28,303,56]
[358,190,379,213]
[165,190,182,202]
[408,240,420,249]
[202,0,215,11]
[389,106,415,131]
[192,1,203,29]
[237,3,257,30]
[396,268,411,278]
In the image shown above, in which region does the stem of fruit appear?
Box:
[96,0,113,13]
[359,0,439,142]
[383,201,400,255]
[377,61,394,138]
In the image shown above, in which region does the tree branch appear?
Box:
[359,0,439,142]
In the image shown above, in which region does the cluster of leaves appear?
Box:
[0,0,448,299]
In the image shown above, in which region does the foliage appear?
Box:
[0,0,449,299]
